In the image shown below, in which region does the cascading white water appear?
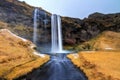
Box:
[43,13,48,42]
[51,14,58,52]
[33,8,71,53]
[28,9,87,80]
[51,14,63,53]
[57,15,63,51]
[33,8,38,44]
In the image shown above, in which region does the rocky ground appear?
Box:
[0,29,50,80]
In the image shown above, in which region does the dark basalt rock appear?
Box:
[62,12,120,45]
[0,0,120,46]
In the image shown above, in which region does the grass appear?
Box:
[75,31,120,51]
[0,29,50,80]
[5,56,49,80]
[68,51,120,80]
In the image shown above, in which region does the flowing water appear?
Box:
[26,54,87,80]
[31,8,87,80]
[57,15,63,52]
[33,8,47,46]
[51,14,64,52]
[51,14,58,52]
[43,13,48,42]
[51,14,71,53]
[33,8,38,44]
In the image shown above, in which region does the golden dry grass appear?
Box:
[68,51,120,80]
[75,31,120,51]
[92,31,120,50]
[0,29,50,80]
[5,56,49,80]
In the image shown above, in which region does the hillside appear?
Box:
[75,31,120,51]
[0,0,33,40]
[0,29,49,80]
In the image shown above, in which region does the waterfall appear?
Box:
[33,8,38,44]
[27,9,87,80]
[51,14,58,52]
[57,15,63,51]
[33,8,71,53]
[51,14,63,53]
[33,8,47,45]
[43,13,48,42]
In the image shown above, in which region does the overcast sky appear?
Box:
[19,0,120,19]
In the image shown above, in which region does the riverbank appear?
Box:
[68,51,120,80]
[21,54,87,80]
[0,29,50,80]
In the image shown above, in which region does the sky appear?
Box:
[19,0,120,19]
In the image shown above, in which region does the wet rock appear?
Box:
[64,38,76,45]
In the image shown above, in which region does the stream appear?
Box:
[25,54,87,80]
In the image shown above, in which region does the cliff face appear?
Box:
[0,0,34,40]
[0,0,120,46]
[62,12,120,45]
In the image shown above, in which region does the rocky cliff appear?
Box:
[0,0,120,47]
[62,12,120,45]
[0,0,34,40]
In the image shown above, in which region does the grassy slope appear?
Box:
[0,29,50,80]
[75,31,120,51]
[68,51,120,80]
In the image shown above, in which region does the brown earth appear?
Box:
[0,29,50,80]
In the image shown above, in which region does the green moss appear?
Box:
[64,45,75,51]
